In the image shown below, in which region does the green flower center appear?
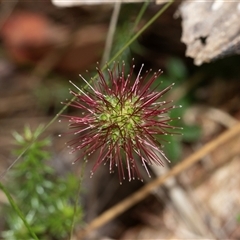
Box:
[98,96,142,142]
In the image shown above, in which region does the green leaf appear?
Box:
[12,131,24,144]
[167,57,188,81]
[161,135,182,162]
[182,125,202,142]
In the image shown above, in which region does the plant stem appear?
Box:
[107,0,174,66]
[69,161,86,240]
[101,1,122,66]
[132,0,150,33]
[0,181,39,240]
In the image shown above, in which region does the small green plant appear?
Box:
[2,125,81,239]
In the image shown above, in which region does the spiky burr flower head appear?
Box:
[61,60,180,183]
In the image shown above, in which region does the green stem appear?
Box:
[101,1,122,66]
[107,0,174,66]
[69,161,86,240]
[0,181,39,240]
[132,1,150,33]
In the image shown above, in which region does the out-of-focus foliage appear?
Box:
[35,78,70,114]
[2,125,82,240]
[156,57,202,161]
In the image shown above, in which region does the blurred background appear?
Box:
[0,0,240,239]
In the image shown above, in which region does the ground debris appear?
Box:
[179,1,240,65]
